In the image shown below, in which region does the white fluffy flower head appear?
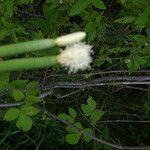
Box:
[56,32,86,46]
[57,42,93,73]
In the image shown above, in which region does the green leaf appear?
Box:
[12,90,24,101]
[4,108,20,121]
[94,55,106,67]
[66,126,78,134]
[25,96,40,105]
[69,0,91,16]
[92,0,106,10]
[130,34,145,45]
[0,3,5,15]
[126,56,146,74]
[87,96,96,112]
[25,81,40,96]
[58,113,74,123]
[66,133,81,145]
[17,0,33,4]
[16,113,33,131]
[21,105,40,116]
[0,72,10,90]
[81,104,91,116]
[115,16,135,24]
[0,29,9,41]
[101,126,109,138]
[90,109,104,123]
[135,8,150,28]
[144,102,150,115]
[85,22,95,34]
[66,122,82,133]
[85,22,96,42]
[106,57,112,64]
[83,128,93,142]
[9,80,28,89]
[5,0,14,17]
[69,108,77,118]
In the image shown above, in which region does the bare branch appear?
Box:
[97,120,150,123]
[45,110,150,150]
[0,91,53,108]
[45,70,150,78]
[44,76,150,89]
[0,102,23,108]
[124,85,149,91]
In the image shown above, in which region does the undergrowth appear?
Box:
[0,0,150,149]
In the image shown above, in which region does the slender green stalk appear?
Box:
[0,39,56,57]
[0,56,57,72]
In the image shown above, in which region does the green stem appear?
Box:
[0,39,56,57]
[0,56,57,72]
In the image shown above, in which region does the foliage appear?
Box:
[4,80,40,131]
[58,96,104,144]
[0,0,150,149]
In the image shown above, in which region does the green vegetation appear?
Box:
[0,0,150,149]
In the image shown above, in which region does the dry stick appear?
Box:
[124,85,149,91]
[0,90,80,107]
[1,102,150,122]
[45,111,150,150]
[45,70,150,78]
[91,70,150,75]
[1,75,150,92]
[43,75,150,89]
[0,102,23,107]
[0,91,53,108]
[104,111,150,119]
[50,81,150,89]
[1,76,150,107]
[97,120,150,123]
[56,89,81,99]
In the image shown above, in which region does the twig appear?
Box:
[56,89,81,99]
[1,75,150,93]
[97,120,150,123]
[0,91,52,108]
[91,70,150,76]
[39,90,53,98]
[43,75,150,89]
[104,111,150,119]
[0,102,23,108]
[46,81,150,89]
[124,85,149,91]
[1,75,150,107]
[45,70,150,78]
[45,110,150,150]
